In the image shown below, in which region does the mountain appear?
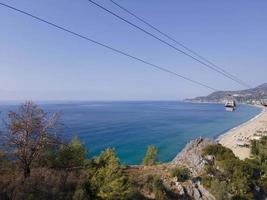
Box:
[187,83,267,103]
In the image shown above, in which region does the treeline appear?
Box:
[201,136,267,200]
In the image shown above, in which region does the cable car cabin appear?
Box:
[225,100,236,112]
[261,99,267,107]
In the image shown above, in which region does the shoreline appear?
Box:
[218,105,267,160]
[216,105,265,141]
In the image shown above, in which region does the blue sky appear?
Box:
[0,0,266,101]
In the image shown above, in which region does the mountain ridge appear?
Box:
[186,83,267,103]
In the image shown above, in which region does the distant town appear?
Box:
[187,83,267,106]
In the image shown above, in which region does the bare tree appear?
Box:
[4,101,61,178]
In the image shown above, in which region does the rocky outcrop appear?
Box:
[164,177,215,200]
[172,138,216,176]
[132,138,217,199]
[184,180,215,200]
[170,138,216,199]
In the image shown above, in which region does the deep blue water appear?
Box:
[0,101,262,165]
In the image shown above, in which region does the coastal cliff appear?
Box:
[172,138,215,175]
[170,138,216,200]
[129,138,217,200]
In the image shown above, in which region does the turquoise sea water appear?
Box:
[0,101,262,164]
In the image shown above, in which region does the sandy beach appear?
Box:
[219,106,267,160]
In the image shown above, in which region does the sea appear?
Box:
[0,101,262,165]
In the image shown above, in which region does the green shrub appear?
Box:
[87,149,134,200]
[251,140,259,155]
[55,137,87,168]
[251,136,267,162]
[202,176,213,188]
[209,179,228,200]
[203,144,236,161]
[260,175,267,193]
[170,166,190,182]
[231,195,249,200]
[33,145,59,168]
[93,148,120,168]
[201,144,260,200]
[142,145,158,166]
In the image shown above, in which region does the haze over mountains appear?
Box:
[187,83,267,103]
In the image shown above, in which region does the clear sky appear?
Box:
[0,0,266,101]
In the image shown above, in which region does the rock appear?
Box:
[184,180,216,200]
[206,155,214,162]
[170,138,216,199]
[196,182,216,200]
[193,187,202,199]
[172,138,216,175]
[176,182,185,195]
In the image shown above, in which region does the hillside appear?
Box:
[2,102,267,199]
[186,83,267,103]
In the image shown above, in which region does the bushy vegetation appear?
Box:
[170,166,190,182]
[251,136,267,160]
[136,174,168,200]
[54,137,87,169]
[202,178,228,200]
[143,145,158,166]
[203,143,236,161]
[201,142,267,200]
[83,148,135,200]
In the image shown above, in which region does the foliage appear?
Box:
[251,136,267,162]
[55,137,87,168]
[34,145,59,168]
[142,145,158,166]
[203,178,228,200]
[203,143,236,161]
[201,144,263,200]
[251,140,260,156]
[84,148,134,200]
[170,166,190,182]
